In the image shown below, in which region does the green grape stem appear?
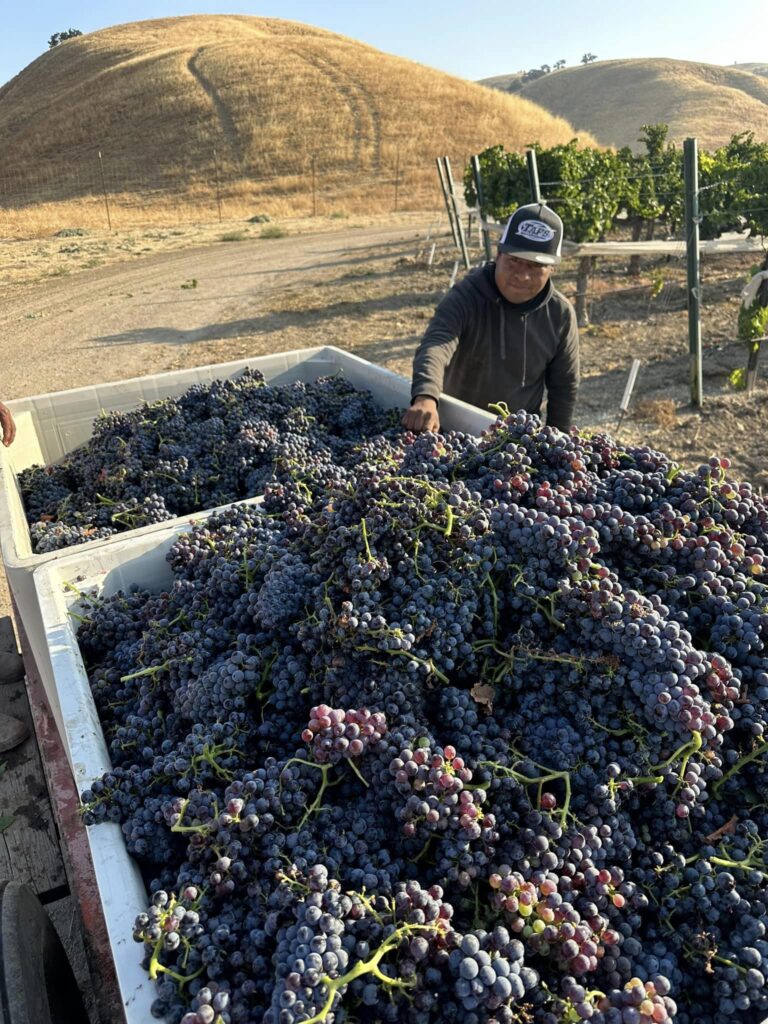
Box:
[300,921,443,1024]
[148,945,204,986]
[709,852,767,880]
[480,758,572,827]
[170,795,220,835]
[712,737,768,797]
[353,645,449,685]
[281,758,333,828]
[185,741,240,782]
[146,893,206,988]
[613,731,702,797]
[346,757,370,789]
[120,656,193,683]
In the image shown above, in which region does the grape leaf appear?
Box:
[470,682,494,714]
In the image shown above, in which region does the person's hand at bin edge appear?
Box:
[401,395,440,434]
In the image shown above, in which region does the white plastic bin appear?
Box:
[3,346,494,733]
[34,522,195,1024]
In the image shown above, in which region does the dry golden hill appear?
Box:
[481,58,768,151]
[735,62,768,79]
[0,15,594,229]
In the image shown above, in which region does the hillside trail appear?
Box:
[0,221,429,400]
[186,47,245,164]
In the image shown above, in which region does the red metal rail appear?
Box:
[17,605,125,1024]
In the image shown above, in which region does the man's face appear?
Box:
[495,252,552,303]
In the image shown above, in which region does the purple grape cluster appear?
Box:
[20,371,399,552]
[73,396,768,1024]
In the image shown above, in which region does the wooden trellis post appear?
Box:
[436,157,469,270]
[470,155,492,262]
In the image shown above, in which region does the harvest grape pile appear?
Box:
[19,370,398,552]
[75,380,768,1024]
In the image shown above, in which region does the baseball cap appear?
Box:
[498,203,563,265]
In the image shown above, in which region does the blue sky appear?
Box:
[3,1,767,87]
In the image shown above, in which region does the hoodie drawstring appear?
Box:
[498,298,528,381]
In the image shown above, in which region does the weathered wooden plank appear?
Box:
[0,674,67,895]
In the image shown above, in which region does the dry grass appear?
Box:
[484,58,768,151]
[0,172,447,236]
[736,63,768,78]
[0,15,596,236]
[633,398,678,430]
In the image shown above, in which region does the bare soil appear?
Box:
[1,214,766,616]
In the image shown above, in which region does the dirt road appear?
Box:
[0,220,431,398]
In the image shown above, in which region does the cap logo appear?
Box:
[516,219,555,243]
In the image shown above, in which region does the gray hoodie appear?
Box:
[411,262,580,431]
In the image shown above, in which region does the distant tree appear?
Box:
[511,61,568,87]
[581,53,597,64]
[48,28,82,49]
[521,66,549,84]
[638,122,670,160]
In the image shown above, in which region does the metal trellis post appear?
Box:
[683,138,703,408]
[213,147,223,223]
[97,150,112,231]
[526,149,542,204]
[394,147,400,214]
[746,275,768,393]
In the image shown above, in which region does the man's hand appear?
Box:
[401,396,440,433]
[0,403,15,447]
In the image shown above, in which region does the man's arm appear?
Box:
[402,287,470,432]
[0,403,15,447]
[544,304,580,431]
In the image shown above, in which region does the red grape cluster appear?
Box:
[302,705,388,764]
[390,743,497,843]
[488,868,621,975]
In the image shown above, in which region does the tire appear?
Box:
[0,881,89,1024]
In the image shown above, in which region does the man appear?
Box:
[402,203,579,434]
[0,401,28,754]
